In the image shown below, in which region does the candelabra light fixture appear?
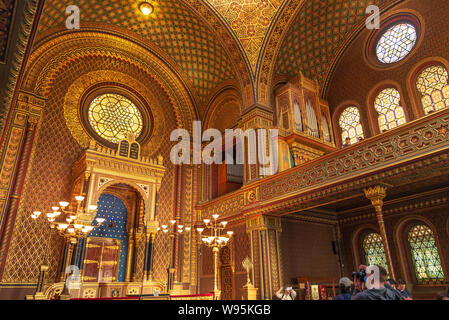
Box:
[196,214,233,300]
[30,195,101,299]
[159,219,191,293]
[31,195,100,237]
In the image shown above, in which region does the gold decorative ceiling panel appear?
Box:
[36,0,237,107]
[204,0,286,71]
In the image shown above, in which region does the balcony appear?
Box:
[197,108,449,220]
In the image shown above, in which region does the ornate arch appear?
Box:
[23,31,196,133]
[203,85,242,132]
[94,180,149,225]
[394,215,447,284]
[351,224,381,270]
[406,57,449,118]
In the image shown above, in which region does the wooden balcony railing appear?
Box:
[197,108,449,219]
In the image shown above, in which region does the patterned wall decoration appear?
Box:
[205,0,285,71]
[2,53,177,284]
[274,0,401,93]
[37,0,237,107]
[0,0,15,62]
[89,194,128,282]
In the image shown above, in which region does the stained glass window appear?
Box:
[339,106,364,145]
[407,224,444,282]
[374,88,406,132]
[88,93,143,144]
[376,23,417,64]
[363,233,389,272]
[416,65,449,114]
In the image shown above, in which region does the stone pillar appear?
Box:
[246,215,282,300]
[363,185,396,280]
[0,91,45,280]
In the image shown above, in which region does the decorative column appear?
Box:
[363,185,396,279]
[0,91,45,280]
[143,220,158,282]
[167,231,176,292]
[246,215,282,300]
[125,229,135,282]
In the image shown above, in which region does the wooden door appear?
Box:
[83,238,120,283]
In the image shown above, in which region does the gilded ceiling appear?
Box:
[274,0,403,94]
[32,0,406,112]
[204,0,285,71]
[36,0,238,109]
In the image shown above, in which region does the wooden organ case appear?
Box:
[275,73,337,171]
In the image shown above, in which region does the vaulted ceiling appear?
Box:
[274,0,403,95]
[3,0,408,129]
[36,0,240,111]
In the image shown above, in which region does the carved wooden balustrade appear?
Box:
[197,109,449,221]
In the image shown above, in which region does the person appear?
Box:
[342,137,351,148]
[385,278,404,300]
[275,284,297,300]
[332,277,353,300]
[436,288,449,300]
[386,279,397,290]
[397,279,413,299]
[352,265,402,300]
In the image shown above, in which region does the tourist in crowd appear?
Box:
[352,265,402,300]
[436,288,449,300]
[341,137,351,148]
[397,279,413,299]
[275,284,297,300]
[386,279,397,290]
[332,277,353,300]
[385,278,405,300]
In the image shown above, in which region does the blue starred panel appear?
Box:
[89,194,128,282]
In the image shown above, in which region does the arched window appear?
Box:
[293,100,303,132]
[306,99,319,138]
[416,65,449,114]
[407,224,444,282]
[374,88,406,132]
[339,106,364,145]
[362,233,389,272]
[376,23,417,64]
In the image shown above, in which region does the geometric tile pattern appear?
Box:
[3,55,177,284]
[205,0,285,71]
[275,0,397,86]
[37,0,236,106]
[89,194,128,283]
[407,224,444,283]
[0,0,15,62]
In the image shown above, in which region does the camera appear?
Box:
[352,268,367,282]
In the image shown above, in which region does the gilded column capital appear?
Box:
[246,214,282,233]
[363,184,391,212]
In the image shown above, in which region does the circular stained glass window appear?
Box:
[376,23,417,64]
[88,93,143,144]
